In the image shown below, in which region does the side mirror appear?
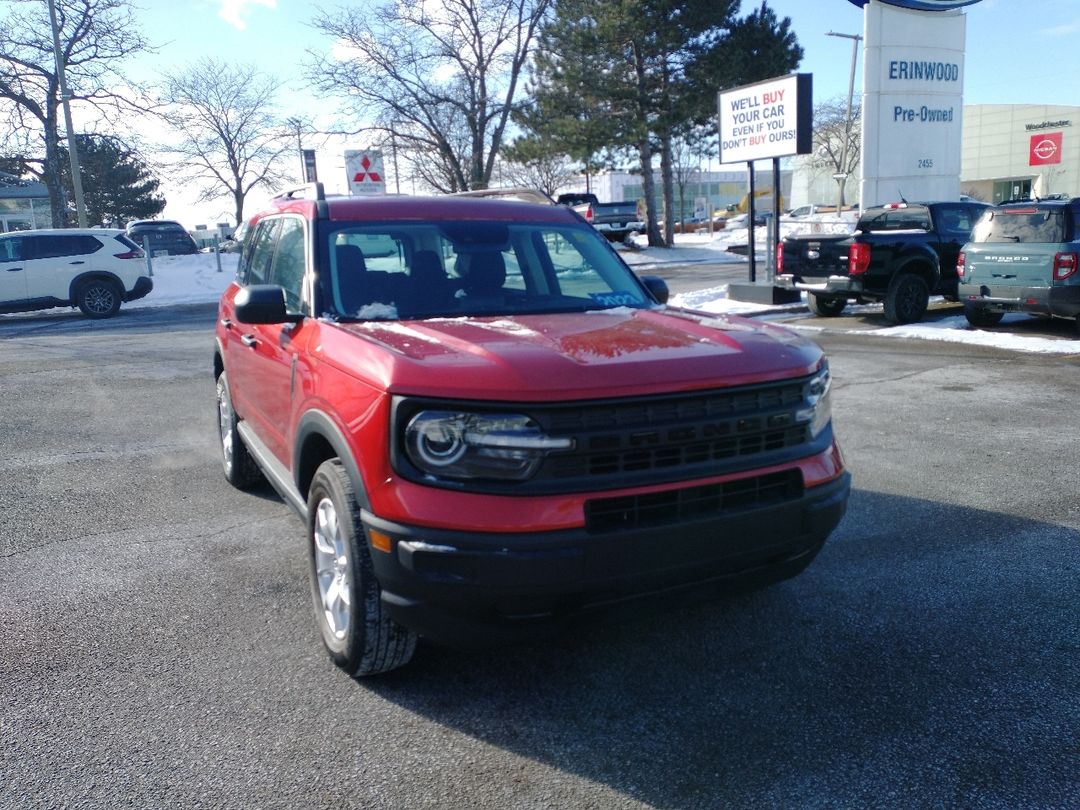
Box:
[234,284,302,324]
[640,275,669,305]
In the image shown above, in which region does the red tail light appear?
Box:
[1053,252,1078,281]
[776,243,784,274]
[114,250,144,259]
[956,251,966,280]
[849,243,871,276]
[584,204,594,224]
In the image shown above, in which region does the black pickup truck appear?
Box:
[777,201,990,324]
[557,192,644,242]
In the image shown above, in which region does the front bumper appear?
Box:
[126,276,154,302]
[777,274,865,297]
[365,471,851,645]
[959,282,1080,318]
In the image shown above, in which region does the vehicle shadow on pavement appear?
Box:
[365,488,1079,807]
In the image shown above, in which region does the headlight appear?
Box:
[404,411,574,481]
[795,366,833,438]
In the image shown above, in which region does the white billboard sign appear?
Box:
[345,150,386,195]
[718,74,812,164]
[860,0,968,205]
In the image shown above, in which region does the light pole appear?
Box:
[826,31,863,214]
[47,0,87,227]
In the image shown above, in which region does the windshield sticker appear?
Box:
[589,291,640,307]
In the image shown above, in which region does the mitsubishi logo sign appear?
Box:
[846,0,982,9]
[344,150,387,195]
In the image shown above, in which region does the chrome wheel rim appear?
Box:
[313,496,351,640]
[217,386,233,474]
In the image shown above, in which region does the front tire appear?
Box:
[807,293,847,317]
[76,278,122,318]
[963,303,1004,328]
[883,273,930,325]
[216,372,262,489]
[307,459,416,677]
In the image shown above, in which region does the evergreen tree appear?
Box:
[529,0,802,246]
[58,135,165,226]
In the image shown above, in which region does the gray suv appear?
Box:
[958,198,1080,329]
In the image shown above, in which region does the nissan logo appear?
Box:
[1033,139,1059,162]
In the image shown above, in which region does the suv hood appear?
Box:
[327,307,822,400]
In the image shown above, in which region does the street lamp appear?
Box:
[826,31,863,215]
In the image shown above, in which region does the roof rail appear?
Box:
[274,182,326,202]
[450,187,554,205]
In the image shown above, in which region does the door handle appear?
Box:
[5,267,22,272]
[220,317,233,330]
[240,334,258,348]
[69,260,85,265]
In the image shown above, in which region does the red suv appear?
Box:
[214,185,850,676]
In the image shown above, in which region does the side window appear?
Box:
[21,235,52,260]
[935,205,974,239]
[0,237,20,262]
[240,219,281,285]
[270,218,307,311]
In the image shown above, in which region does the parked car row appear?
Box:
[778,195,1080,331]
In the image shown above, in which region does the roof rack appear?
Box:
[998,194,1079,205]
[274,182,326,202]
[450,187,554,205]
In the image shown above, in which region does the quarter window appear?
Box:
[270,218,307,311]
[241,219,281,285]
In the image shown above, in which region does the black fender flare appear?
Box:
[294,409,371,511]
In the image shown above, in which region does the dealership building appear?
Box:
[961,104,1078,203]
[790,103,1080,210]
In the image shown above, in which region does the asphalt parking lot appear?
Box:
[1,304,1077,808]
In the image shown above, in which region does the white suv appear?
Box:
[0,228,153,318]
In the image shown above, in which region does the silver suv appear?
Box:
[0,228,153,318]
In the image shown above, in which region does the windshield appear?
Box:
[316,220,653,320]
[969,207,1069,243]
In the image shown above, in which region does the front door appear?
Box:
[0,235,28,306]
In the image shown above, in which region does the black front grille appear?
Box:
[534,378,812,488]
[585,470,804,533]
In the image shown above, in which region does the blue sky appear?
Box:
[134,0,1080,106]
[123,0,1080,223]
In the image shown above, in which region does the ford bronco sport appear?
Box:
[213,184,850,676]
[958,197,1080,329]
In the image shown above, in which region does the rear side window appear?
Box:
[858,206,932,231]
[113,234,142,252]
[970,207,1070,243]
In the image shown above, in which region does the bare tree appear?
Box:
[0,0,153,225]
[159,59,292,225]
[307,0,551,193]
[808,97,862,209]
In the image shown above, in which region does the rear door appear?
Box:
[0,235,28,305]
